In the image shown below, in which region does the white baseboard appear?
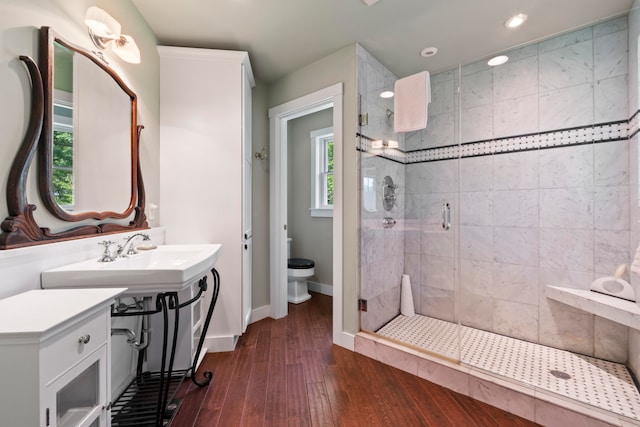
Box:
[308,280,333,296]
[335,330,355,351]
[250,304,271,324]
[203,335,238,353]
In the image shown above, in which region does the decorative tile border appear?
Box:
[630,109,640,140]
[358,113,637,164]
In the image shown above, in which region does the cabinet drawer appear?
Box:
[41,310,108,385]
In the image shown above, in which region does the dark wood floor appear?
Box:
[171,292,539,426]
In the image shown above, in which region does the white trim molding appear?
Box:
[249,304,271,324]
[307,281,333,296]
[268,83,347,349]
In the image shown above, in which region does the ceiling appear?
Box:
[131,0,635,83]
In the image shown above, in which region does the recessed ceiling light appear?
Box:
[380,91,394,98]
[505,13,527,29]
[488,55,509,66]
[420,47,438,57]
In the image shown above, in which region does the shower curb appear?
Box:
[355,332,637,427]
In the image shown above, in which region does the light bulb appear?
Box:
[505,13,527,29]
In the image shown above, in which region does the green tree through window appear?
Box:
[52,130,73,206]
[326,139,334,205]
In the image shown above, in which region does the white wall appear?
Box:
[250,83,271,308]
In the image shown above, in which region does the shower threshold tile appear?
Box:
[376,314,640,422]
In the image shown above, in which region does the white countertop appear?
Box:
[546,285,640,330]
[0,288,126,339]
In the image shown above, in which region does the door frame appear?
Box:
[268,83,346,348]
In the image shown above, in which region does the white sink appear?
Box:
[41,244,222,293]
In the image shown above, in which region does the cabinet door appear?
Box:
[242,235,252,332]
[44,345,108,427]
[241,67,252,332]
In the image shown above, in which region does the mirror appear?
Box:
[0,26,147,249]
[48,41,132,215]
[41,26,138,221]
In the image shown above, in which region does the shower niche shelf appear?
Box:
[546,285,640,330]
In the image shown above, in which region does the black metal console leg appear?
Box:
[155,293,169,426]
[110,270,220,425]
[188,268,221,387]
[159,293,180,424]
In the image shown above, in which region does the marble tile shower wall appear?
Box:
[405,16,632,362]
[357,45,407,332]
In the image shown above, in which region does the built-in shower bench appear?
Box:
[546,285,640,330]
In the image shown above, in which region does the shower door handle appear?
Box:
[442,203,451,230]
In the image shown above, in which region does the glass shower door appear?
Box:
[357,50,461,363]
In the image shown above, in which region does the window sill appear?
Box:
[310,208,333,218]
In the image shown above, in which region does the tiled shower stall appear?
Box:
[357,9,640,424]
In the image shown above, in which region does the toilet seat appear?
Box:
[288,258,315,269]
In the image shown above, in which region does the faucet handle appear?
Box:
[98,240,116,262]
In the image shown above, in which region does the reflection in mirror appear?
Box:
[48,37,133,216]
[40,26,140,222]
[52,42,73,208]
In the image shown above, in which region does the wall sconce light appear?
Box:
[84,6,141,64]
[371,140,398,149]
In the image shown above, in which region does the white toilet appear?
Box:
[287,238,314,304]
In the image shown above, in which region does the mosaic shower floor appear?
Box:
[376,314,640,421]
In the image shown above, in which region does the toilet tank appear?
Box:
[287,238,292,259]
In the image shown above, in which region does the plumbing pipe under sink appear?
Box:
[111,297,150,350]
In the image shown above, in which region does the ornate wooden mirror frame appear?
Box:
[0,26,148,249]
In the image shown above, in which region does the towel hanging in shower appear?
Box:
[393,70,431,133]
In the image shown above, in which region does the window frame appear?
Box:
[309,126,334,218]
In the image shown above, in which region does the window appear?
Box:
[310,127,334,217]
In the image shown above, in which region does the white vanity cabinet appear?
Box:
[159,46,254,351]
[0,288,125,427]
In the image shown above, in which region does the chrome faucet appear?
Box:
[116,233,151,257]
[98,240,117,262]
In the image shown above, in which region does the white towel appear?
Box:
[400,274,415,316]
[393,71,431,133]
